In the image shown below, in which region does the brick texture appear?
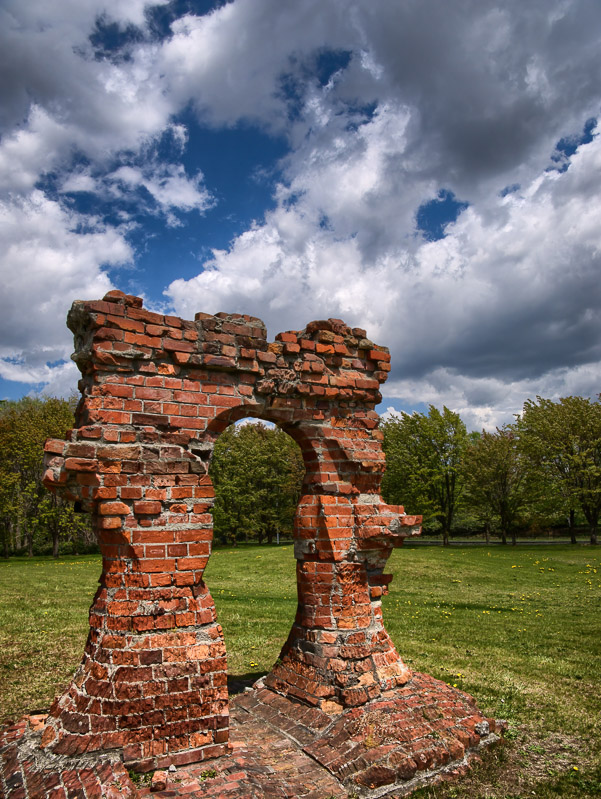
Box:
[0,679,503,798]
[40,290,423,767]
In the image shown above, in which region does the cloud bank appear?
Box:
[2,0,601,427]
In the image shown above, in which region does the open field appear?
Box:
[1,544,600,797]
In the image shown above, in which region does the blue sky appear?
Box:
[1,1,601,428]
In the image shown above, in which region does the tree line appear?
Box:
[2,394,600,556]
[0,397,93,558]
[381,397,601,545]
[209,422,304,545]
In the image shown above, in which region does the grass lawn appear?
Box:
[1,543,600,797]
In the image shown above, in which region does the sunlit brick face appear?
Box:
[42,290,420,770]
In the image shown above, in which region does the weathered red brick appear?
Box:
[64,457,98,472]
[133,501,162,515]
[98,501,130,516]
[38,293,432,771]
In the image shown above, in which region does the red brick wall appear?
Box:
[42,290,421,770]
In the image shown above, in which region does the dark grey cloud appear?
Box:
[2,0,601,425]
[340,2,601,194]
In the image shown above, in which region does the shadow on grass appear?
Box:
[227,671,266,695]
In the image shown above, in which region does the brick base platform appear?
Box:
[1,674,503,798]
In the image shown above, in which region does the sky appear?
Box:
[1,0,601,430]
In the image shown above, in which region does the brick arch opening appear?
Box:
[207,415,305,548]
[41,291,422,771]
[206,408,415,712]
[202,415,304,700]
[205,405,318,484]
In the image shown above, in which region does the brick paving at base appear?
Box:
[1,674,502,799]
[0,715,135,799]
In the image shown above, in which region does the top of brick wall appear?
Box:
[68,290,392,409]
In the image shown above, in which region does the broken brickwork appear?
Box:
[1,679,503,798]
[41,290,421,771]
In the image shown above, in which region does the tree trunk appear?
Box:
[501,530,507,545]
[52,529,60,559]
[484,522,490,545]
[442,529,449,547]
[511,530,516,546]
[583,508,598,545]
[568,509,576,544]
[26,530,33,557]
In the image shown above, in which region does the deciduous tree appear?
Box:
[463,425,537,545]
[517,395,601,545]
[381,406,469,546]
[210,422,304,545]
[0,396,88,557]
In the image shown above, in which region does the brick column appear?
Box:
[42,436,228,770]
[264,494,420,712]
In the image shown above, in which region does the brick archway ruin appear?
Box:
[42,290,422,770]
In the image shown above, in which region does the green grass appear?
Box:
[1,544,600,797]
[0,556,100,720]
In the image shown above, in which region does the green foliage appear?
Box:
[517,396,601,544]
[462,425,540,544]
[128,770,152,786]
[382,397,601,544]
[210,422,304,544]
[0,396,92,558]
[381,405,469,545]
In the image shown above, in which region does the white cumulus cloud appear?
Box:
[0,191,131,383]
[2,0,601,428]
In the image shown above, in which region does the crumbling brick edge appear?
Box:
[0,682,506,799]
